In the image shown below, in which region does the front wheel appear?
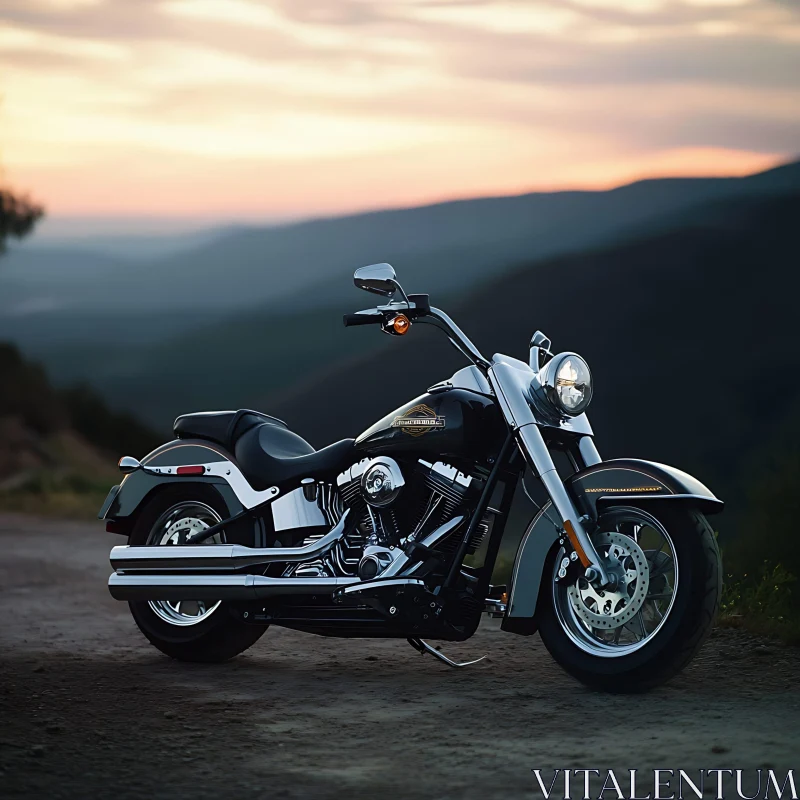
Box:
[537,505,721,692]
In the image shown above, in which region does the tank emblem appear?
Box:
[391,404,445,437]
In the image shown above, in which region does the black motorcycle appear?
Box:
[100,263,722,691]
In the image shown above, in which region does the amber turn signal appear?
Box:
[391,314,411,335]
[563,519,591,567]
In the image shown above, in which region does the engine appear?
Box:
[336,457,490,580]
[282,457,491,580]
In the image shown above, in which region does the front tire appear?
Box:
[537,506,721,692]
[127,485,266,663]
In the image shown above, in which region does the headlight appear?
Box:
[536,352,593,417]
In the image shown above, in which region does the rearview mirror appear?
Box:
[354,263,398,297]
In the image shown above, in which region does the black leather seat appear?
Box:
[234,422,355,490]
[174,409,286,451]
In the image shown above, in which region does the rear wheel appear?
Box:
[537,505,720,692]
[127,485,266,662]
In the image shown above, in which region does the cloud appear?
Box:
[0,0,798,218]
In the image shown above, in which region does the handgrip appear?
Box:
[343,313,382,327]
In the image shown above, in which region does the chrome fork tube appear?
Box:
[578,435,602,467]
[516,424,609,585]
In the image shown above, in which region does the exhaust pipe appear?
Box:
[108,572,360,602]
[110,511,349,574]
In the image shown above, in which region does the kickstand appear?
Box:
[407,637,487,669]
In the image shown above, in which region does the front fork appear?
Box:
[516,424,610,586]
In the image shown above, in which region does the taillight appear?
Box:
[176,466,206,476]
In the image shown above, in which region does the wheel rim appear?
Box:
[552,507,679,658]
[145,501,224,627]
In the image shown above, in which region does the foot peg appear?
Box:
[407,637,487,669]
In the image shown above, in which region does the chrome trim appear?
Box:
[271,486,327,531]
[301,477,317,502]
[529,330,552,373]
[484,598,507,617]
[422,461,472,489]
[578,436,602,467]
[145,500,224,626]
[362,297,490,369]
[358,544,401,580]
[532,352,593,420]
[108,572,360,602]
[553,507,679,658]
[489,358,537,431]
[416,513,464,549]
[489,356,606,584]
[339,577,426,596]
[118,456,141,474]
[489,355,593,436]
[428,365,493,396]
[407,306,490,369]
[140,458,279,510]
[110,510,351,572]
[354,263,398,297]
[516,423,609,585]
[382,515,465,578]
[361,457,405,507]
[336,458,370,487]
[407,637,487,668]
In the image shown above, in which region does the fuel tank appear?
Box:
[355,388,506,468]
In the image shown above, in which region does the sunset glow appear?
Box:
[1,0,798,220]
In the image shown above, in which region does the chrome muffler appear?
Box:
[108,573,360,602]
[110,511,350,574]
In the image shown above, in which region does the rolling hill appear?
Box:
[2,161,798,429]
[2,160,798,322]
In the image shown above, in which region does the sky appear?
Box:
[1,0,799,224]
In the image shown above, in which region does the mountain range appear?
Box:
[1,161,799,549]
[1,160,798,434]
[2,160,798,321]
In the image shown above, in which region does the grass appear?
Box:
[0,470,112,519]
[718,562,800,645]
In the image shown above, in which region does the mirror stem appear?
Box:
[391,280,411,309]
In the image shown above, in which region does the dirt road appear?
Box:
[0,513,798,800]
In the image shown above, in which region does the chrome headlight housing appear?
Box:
[535,352,593,418]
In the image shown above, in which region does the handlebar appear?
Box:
[343,303,491,370]
[343,313,383,327]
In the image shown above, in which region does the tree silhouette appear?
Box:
[0,188,44,254]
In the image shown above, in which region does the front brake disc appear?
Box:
[566,531,650,630]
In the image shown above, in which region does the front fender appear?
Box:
[99,440,245,525]
[501,458,723,635]
[565,458,724,518]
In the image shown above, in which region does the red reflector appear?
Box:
[177,466,205,476]
[106,521,125,534]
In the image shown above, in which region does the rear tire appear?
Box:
[537,506,721,692]
[126,485,266,663]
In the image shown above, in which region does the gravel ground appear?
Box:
[0,513,798,800]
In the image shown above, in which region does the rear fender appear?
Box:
[99,440,247,526]
[501,458,723,635]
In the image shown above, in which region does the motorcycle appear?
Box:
[100,263,722,691]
